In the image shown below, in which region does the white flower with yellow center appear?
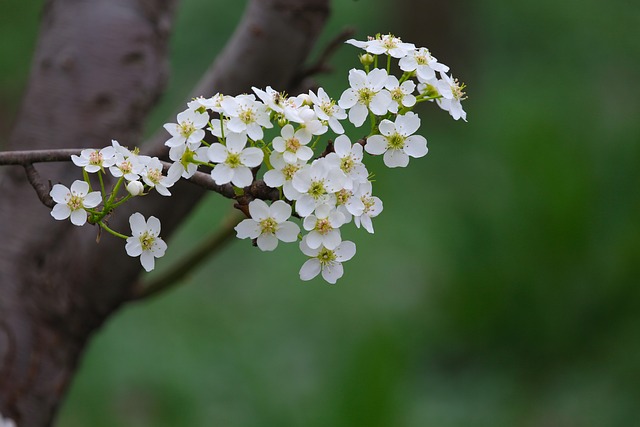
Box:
[125,213,167,272]
[142,158,181,196]
[385,75,416,114]
[221,94,273,140]
[399,47,449,81]
[299,239,356,284]
[235,199,300,251]
[263,151,305,201]
[207,132,264,187]
[272,124,314,164]
[302,203,345,250]
[434,72,467,122]
[352,181,383,234]
[308,87,347,134]
[164,108,209,147]
[338,68,391,127]
[365,112,428,168]
[325,135,368,189]
[71,146,116,173]
[291,158,346,217]
[347,34,415,58]
[50,180,102,226]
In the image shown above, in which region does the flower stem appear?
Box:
[98,221,128,240]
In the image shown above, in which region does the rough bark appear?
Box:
[0,0,329,425]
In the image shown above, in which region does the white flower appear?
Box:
[302,204,345,250]
[434,73,467,122]
[126,180,144,196]
[252,86,302,122]
[352,181,383,233]
[295,107,328,141]
[50,180,101,226]
[263,151,305,201]
[207,132,264,187]
[0,413,15,427]
[164,108,209,147]
[142,158,180,196]
[221,94,273,140]
[324,135,368,189]
[272,124,314,164]
[109,142,148,182]
[168,144,208,179]
[291,158,346,217]
[235,199,300,251]
[125,213,167,272]
[71,146,116,173]
[308,87,347,134]
[365,112,428,168]
[299,239,356,284]
[385,75,416,114]
[338,68,391,127]
[346,34,415,58]
[398,47,449,81]
[188,93,226,113]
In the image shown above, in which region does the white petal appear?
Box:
[305,231,323,249]
[129,212,146,234]
[140,251,155,272]
[275,221,300,242]
[296,146,314,162]
[264,170,285,188]
[364,135,387,155]
[378,119,395,136]
[70,180,90,196]
[270,200,292,222]
[333,135,351,157]
[240,147,264,167]
[300,259,322,281]
[51,204,71,220]
[125,238,143,257]
[369,91,392,115]
[83,191,102,208]
[395,112,421,136]
[383,149,410,168]
[323,230,342,250]
[226,132,247,153]
[403,135,428,158]
[208,144,228,163]
[321,262,343,284]
[257,234,279,251]
[248,199,270,221]
[147,216,161,235]
[338,88,358,109]
[272,137,286,153]
[70,209,87,226]
[50,184,70,203]
[231,166,253,188]
[235,219,261,239]
[211,164,233,185]
[335,240,356,262]
[348,103,368,127]
[295,195,316,217]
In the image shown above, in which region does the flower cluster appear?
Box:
[49,33,466,283]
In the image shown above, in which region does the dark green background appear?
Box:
[2,0,639,425]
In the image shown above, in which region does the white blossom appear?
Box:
[221,94,273,140]
[399,47,449,81]
[50,180,102,226]
[352,181,383,233]
[142,158,180,196]
[272,124,314,164]
[346,34,415,58]
[108,141,148,182]
[263,152,305,201]
[295,107,328,141]
[168,144,208,179]
[365,112,428,168]
[338,68,391,127]
[235,200,300,251]
[291,158,346,217]
[208,132,263,187]
[299,239,356,284]
[302,203,345,250]
[433,73,467,121]
[385,75,416,113]
[126,180,144,196]
[164,108,209,147]
[252,86,302,123]
[308,87,347,134]
[125,213,167,272]
[71,146,116,173]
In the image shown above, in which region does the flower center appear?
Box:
[357,88,375,105]
[180,147,197,168]
[139,231,155,251]
[320,101,335,116]
[315,218,332,234]
[89,151,103,166]
[336,189,352,206]
[382,37,397,50]
[391,88,405,103]
[387,133,405,150]
[147,168,162,184]
[361,195,375,214]
[179,120,196,137]
[308,180,326,199]
[259,217,278,234]
[452,79,467,101]
[282,164,299,180]
[67,194,84,211]
[317,247,336,266]
[285,137,301,152]
[226,152,242,168]
[119,161,133,174]
[340,156,355,173]
[239,108,256,124]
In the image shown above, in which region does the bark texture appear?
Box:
[0,0,329,425]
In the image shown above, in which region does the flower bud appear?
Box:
[126,180,144,196]
[297,93,312,106]
[277,116,288,127]
[359,53,374,66]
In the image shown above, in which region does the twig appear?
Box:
[23,164,54,208]
[128,211,243,301]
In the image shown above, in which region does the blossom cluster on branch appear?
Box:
[49,34,467,283]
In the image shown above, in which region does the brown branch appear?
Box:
[128,210,243,302]
[23,165,54,209]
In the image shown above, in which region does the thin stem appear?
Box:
[98,170,106,203]
[386,54,391,74]
[107,177,124,205]
[98,221,128,240]
[128,211,243,301]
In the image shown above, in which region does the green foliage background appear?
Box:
[2,0,640,425]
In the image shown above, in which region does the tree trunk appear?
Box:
[0,0,329,425]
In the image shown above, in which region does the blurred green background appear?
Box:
[2,0,640,425]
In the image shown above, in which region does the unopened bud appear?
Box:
[297,93,312,106]
[126,180,144,196]
[359,53,374,66]
[277,116,288,127]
